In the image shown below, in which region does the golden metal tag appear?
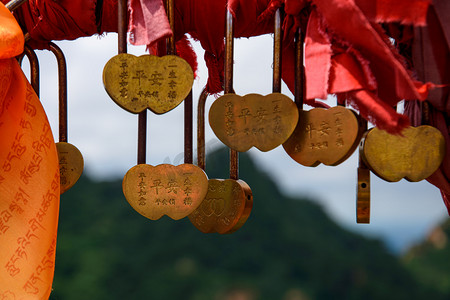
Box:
[188,179,253,234]
[122,164,208,220]
[283,106,361,166]
[360,125,445,182]
[56,142,84,194]
[209,93,299,152]
[103,53,194,114]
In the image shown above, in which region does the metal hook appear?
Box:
[20,45,40,97]
[48,42,68,143]
[294,29,305,109]
[165,0,176,55]
[273,8,282,93]
[118,0,147,164]
[224,8,239,180]
[197,88,209,170]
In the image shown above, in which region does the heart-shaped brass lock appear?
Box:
[188,179,252,234]
[122,164,208,220]
[209,93,299,152]
[283,106,361,166]
[56,142,84,194]
[360,125,445,182]
[103,53,194,114]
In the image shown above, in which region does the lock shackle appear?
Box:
[118,0,147,164]
[224,8,239,180]
[197,87,209,171]
[273,8,283,93]
[48,42,68,143]
[165,0,176,55]
[294,28,305,109]
[18,44,39,96]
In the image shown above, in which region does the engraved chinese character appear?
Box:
[168,80,177,89]
[319,122,331,136]
[184,197,193,206]
[132,70,147,86]
[150,179,163,194]
[138,197,146,206]
[336,138,344,147]
[254,107,267,122]
[238,108,252,124]
[336,127,343,137]
[168,69,177,79]
[167,90,178,101]
[183,186,192,196]
[166,179,179,194]
[149,71,163,86]
[305,124,316,138]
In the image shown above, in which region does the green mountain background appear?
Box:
[50,147,448,300]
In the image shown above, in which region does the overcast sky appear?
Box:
[22,33,448,253]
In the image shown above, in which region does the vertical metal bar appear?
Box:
[137,112,147,164]
[224,10,234,95]
[225,9,238,180]
[184,90,193,164]
[6,0,28,11]
[166,0,176,55]
[197,88,209,170]
[23,45,39,97]
[357,119,370,224]
[273,8,282,93]
[49,42,68,143]
[118,0,127,54]
[294,29,305,109]
[118,0,146,164]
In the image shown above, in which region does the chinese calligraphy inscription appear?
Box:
[209,93,298,152]
[283,106,361,166]
[103,54,194,114]
[122,164,208,220]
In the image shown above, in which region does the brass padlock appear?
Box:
[208,8,298,152]
[48,43,84,194]
[282,27,363,167]
[360,125,445,182]
[188,88,252,234]
[120,0,208,221]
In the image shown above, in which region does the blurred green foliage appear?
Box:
[50,148,444,300]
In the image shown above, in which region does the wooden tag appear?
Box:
[209,93,298,152]
[283,106,361,166]
[360,125,445,182]
[56,142,84,194]
[188,179,252,234]
[122,164,208,220]
[103,53,194,114]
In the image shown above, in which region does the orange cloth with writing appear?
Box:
[0,3,60,299]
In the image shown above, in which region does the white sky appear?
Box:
[23,33,448,253]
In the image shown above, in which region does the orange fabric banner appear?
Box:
[0,3,60,300]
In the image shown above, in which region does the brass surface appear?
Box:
[122,164,208,220]
[283,106,361,166]
[209,93,299,152]
[357,164,370,224]
[103,53,193,114]
[188,179,252,234]
[56,142,84,194]
[361,125,445,182]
